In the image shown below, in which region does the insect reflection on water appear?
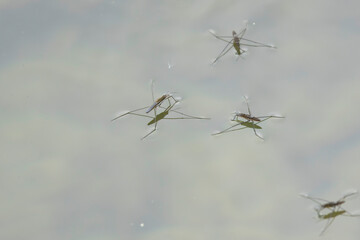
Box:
[212,96,284,139]
[209,23,276,64]
[112,81,210,140]
[300,190,360,235]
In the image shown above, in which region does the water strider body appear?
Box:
[300,191,358,211]
[318,210,346,219]
[232,30,241,55]
[209,25,275,64]
[300,191,359,235]
[112,81,209,140]
[146,94,173,113]
[315,208,358,235]
[233,112,261,122]
[212,96,284,139]
[320,200,345,209]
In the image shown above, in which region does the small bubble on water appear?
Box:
[140,223,144,227]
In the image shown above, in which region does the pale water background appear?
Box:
[1,0,360,239]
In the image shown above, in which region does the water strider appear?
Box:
[300,190,360,235]
[209,24,275,64]
[212,96,284,139]
[112,81,210,140]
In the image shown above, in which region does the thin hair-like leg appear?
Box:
[164,116,210,121]
[340,191,358,201]
[168,109,210,120]
[215,36,234,38]
[243,96,252,115]
[252,116,284,139]
[150,80,155,102]
[299,194,328,206]
[158,106,210,120]
[256,116,284,125]
[127,112,154,119]
[237,28,247,39]
[237,25,275,48]
[209,31,233,43]
[257,115,285,119]
[212,122,245,136]
[215,126,248,135]
[141,108,158,140]
[241,43,274,48]
[320,217,336,236]
[241,38,275,48]
[111,106,150,121]
[211,40,234,64]
[210,36,233,44]
[251,121,264,140]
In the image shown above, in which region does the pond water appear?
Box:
[1,0,360,239]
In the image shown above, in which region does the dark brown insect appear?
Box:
[212,96,284,139]
[300,191,359,235]
[209,25,275,64]
[112,81,209,140]
[236,113,261,122]
[321,200,345,209]
[300,191,357,211]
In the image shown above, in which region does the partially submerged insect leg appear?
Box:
[341,190,359,201]
[213,125,248,136]
[166,107,211,120]
[299,193,327,206]
[208,30,234,42]
[112,106,150,121]
[212,122,245,136]
[211,40,234,64]
[237,27,247,39]
[241,38,276,48]
[252,122,264,140]
[141,108,158,140]
[319,217,336,236]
